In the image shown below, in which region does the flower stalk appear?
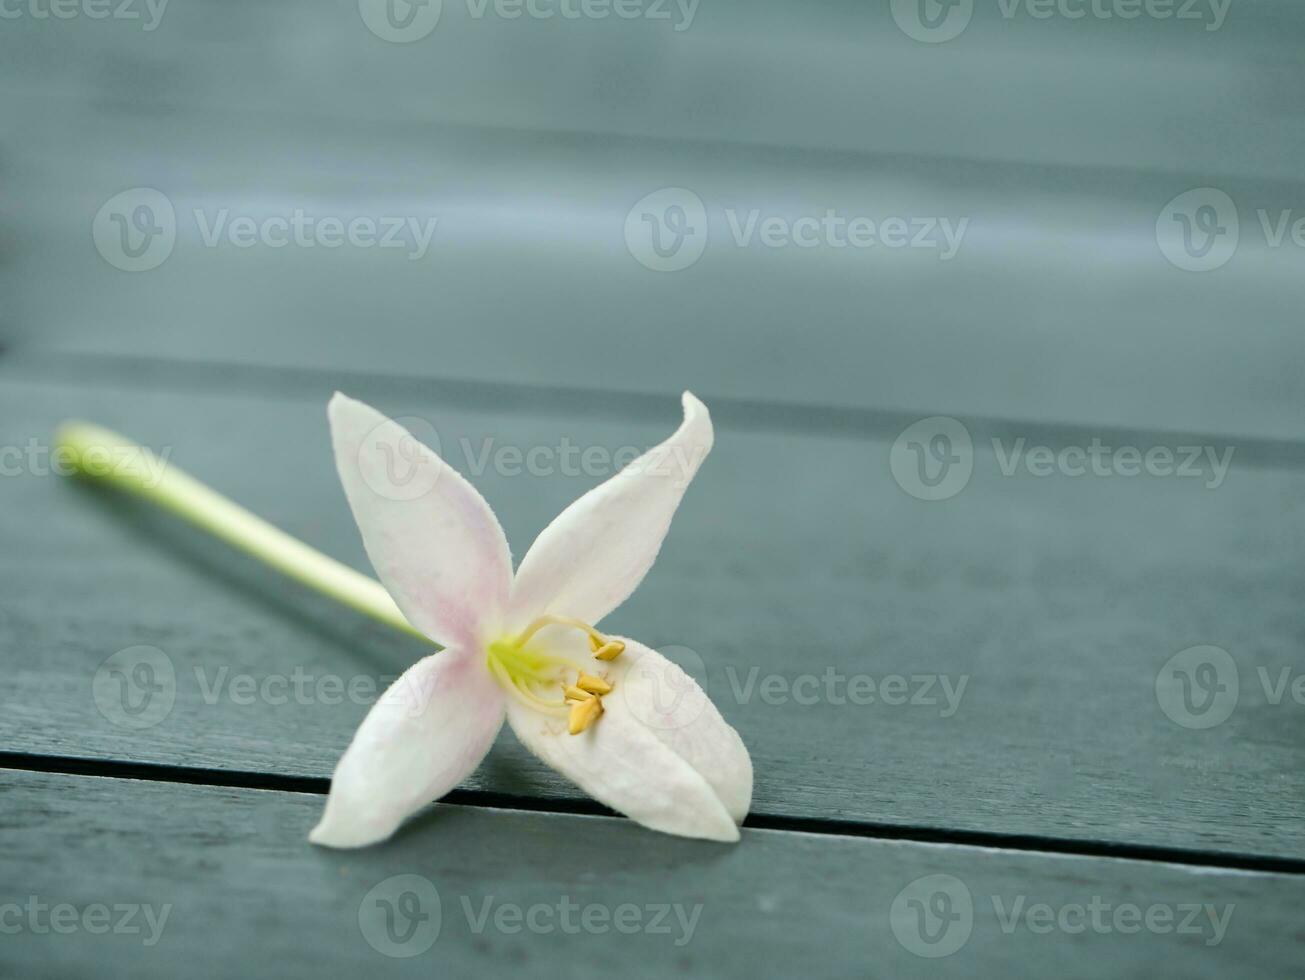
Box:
[53,421,427,643]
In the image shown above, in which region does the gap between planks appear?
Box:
[2,751,1302,877]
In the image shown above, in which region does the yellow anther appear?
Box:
[568,694,603,735]
[563,685,594,702]
[576,673,612,695]
[592,640,625,662]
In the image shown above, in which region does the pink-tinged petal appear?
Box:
[310,650,504,849]
[505,636,750,842]
[329,393,512,650]
[509,392,713,630]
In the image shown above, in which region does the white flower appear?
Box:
[309,392,752,847]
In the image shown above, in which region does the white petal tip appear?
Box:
[679,391,713,453]
[675,817,741,844]
[714,823,742,844]
[308,817,390,850]
[327,391,369,424]
[308,800,402,849]
[637,804,742,844]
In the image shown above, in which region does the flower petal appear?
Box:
[310,650,505,849]
[509,392,714,630]
[505,636,750,842]
[608,638,752,824]
[329,393,512,649]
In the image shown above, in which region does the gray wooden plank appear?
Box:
[1,366,1303,858]
[3,768,1302,980]
[3,3,1305,440]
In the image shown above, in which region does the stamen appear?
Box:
[576,673,612,695]
[488,616,622,732]
[486,655,568,715]
[568,694,603,735]
[592,641,625,662]
[515,614,614,653]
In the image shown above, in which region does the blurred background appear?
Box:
[3,0,1304,439]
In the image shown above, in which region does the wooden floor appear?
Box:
[2,2,1304,977]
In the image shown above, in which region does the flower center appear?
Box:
[486,615,626,734]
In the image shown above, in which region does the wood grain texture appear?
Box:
[1,365,1303,857]
[2,768,1302,980]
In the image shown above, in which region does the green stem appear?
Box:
[54,421,430,644]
